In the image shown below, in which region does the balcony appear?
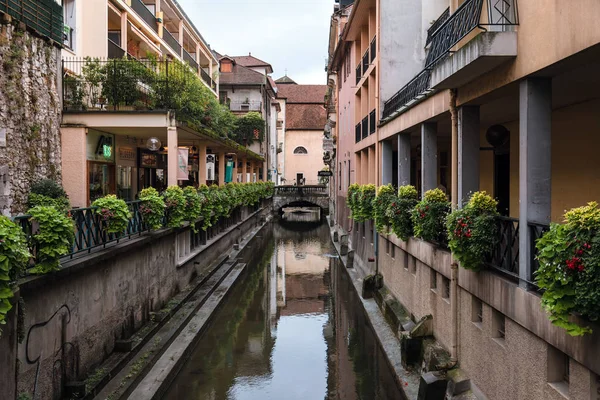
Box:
[183,49,198,71]
[361,116,368,140]
[362,49,369,75]
[369,109,376,134]
[382,0,518,120]
[355,63,361,85]
[200,69,216,91]
[162,27,181,55]
[0,0,63,44]
[355,123,361,143]
[108,39,126,59]
[370,36,376,63]
[131,0,157,33]
[229,101,262,112]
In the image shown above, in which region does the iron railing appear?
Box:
[382,0,518,120]
[382,69,431,119]
[200,68,215,90]
[362,49,369,74]
[163,27,181,55]
[369,109,376,134]
[361,116,368,140]
[355,63,361,85]
[229,101,262,112]
[0,0,63,44]
[107,39,126,59]
[528,221,549,283]
[370,36,376,63]
[426,7,450,45]
[183,49,198,71]
[274,185,328,196]
[131,0,157,32]
[355,123,361,143]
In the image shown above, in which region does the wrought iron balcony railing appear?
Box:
[183,49,198,71]
[370,36,376,63]
[369,109,376,134]
[163,27,181,55]
[0,0,63,44]
[131,0,157,33]
[426,7,449,45]
[382,0,518,120]
[355,123,361,143]
[361,116,368,140]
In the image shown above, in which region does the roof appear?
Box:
[275,75,297,84]
[231,54,273,74]
[219,62,267,86]
[285,103,327,130]
[277,84,327,103]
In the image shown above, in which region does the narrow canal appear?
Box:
[164,220,404,400]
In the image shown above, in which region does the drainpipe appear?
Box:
[449,88,459,362]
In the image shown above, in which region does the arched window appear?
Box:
[293,146,308,154]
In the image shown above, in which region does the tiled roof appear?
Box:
[277,84,327,103]
[232,54,272,69]
[286,103,327,130]
[275,75,297,84]
[219,63,266,86]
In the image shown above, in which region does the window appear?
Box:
[220,60,232,73]
[430,270,437,290]
[492,309,506,343]
[293,146,308,155]
[548,346,570,397]
[471,297,483,327]
[409,255,417,275]
[63,0,76,50]
[442,276,450,299]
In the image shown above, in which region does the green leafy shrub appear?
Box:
[412,188,450,244]
[27,193,70,213]
[387,185,418,241]
[447,191,499,271]
[535,202,600,336]
[230,112,265,145]
[28,206,74,274]
[183,186,202,225]
[163,186,187,228]
[347,183,360,218]
[30,179,68,199]
[348,184,376,222]
[92,195,131,234]
[139,187,165,231]
[373,184,396,233]
[0,217,30,336]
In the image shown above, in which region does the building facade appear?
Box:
[329,0,600,398]
[275,78,327,186]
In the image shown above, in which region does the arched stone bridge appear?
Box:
[273,185,330,212]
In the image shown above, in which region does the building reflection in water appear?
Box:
[163,221,404,400]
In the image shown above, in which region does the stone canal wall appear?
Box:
[0,18,63,215]
[346,221,600,400]
[9,201,271,400]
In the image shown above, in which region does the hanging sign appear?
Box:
[323,137,334,152]
[318,170,333,177]
[225,160,234,183]
[177,147,189,180]
[206,154,216,181]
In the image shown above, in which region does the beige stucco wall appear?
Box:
[61,127,87,208]
[284,130,324,185]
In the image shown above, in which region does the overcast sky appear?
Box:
[177,0,332,84]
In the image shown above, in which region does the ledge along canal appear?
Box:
[162,217,405,400]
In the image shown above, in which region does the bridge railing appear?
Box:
[274,185,328,196]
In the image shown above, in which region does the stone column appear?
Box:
[458,106,480,207]
[519,78,552,288]
[198,144,207,185]
[120,12,128,50]
[398,133,411,187]
[421,122,437,196]
[381,140,393,185]
[167,127,178,187]
[218,151,225,185]
[241,158,247,183]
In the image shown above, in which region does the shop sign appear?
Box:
[318,170,333,177]
[140,152,157,168]
[177,148,189,181]
[323,137,334,152]
[119,147,136,161]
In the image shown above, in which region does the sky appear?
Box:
[177,0,333,85]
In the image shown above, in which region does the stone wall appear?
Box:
[0,19,62,216]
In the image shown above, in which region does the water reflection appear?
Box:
[163,222,404,400]
[281,207,322,222]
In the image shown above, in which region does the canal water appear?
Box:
[164,220,404,400]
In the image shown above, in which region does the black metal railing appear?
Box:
[355,63,361,85]
[131,0,157,32]
[426,7,450,45]
[0,0,63,44]
[382,69,431,119]
[529,221,549,283]
[183,49,198,71]
[274,185,328,196]
[362,49,369,74]
[200,68,215,90]
[361,116,368,140]
[370,36,376,63]
[62,57,199,113]
[369,109,376,134]
[355,123,361,143]
[487,216,520,278]
[107,39,126,59]
[163,27,181,55]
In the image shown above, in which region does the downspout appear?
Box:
[449,88,459,363]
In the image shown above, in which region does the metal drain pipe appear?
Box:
[449,88,460,362]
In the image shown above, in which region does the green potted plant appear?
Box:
[373,184,396,233]
[411,188,450,244]
[388,185,418,241]
[92,195,131,234]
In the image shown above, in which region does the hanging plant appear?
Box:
[373,184,396,233]
[349,184,376,223]
[387,185,418,241]
[446,191,499,271]
[535,202,600,336]
[412,188,450,244]
[0,216,30,336]
[183,186,202,232]
[139,187,165,231]
[92,195,131,234]
[163,186,187,228]
[28,206,74,274]
[347,183,360,219]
